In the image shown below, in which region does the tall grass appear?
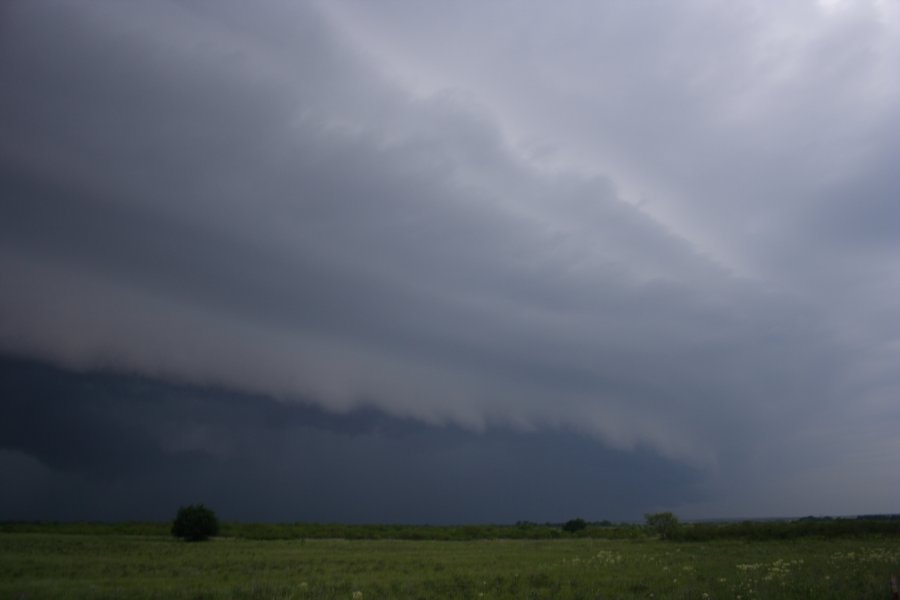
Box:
[1,533,898,599]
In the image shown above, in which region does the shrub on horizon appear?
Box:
[171,504,219,542]
[563,518,588,533]
[644,512,681,540]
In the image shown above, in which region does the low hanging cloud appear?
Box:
[2,0,900,518]
[0,355,705,523]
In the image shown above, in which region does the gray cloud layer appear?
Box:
[2,0,899,518]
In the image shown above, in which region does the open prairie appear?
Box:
[2,532,899,599]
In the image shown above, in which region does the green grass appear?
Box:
[1,533,898,599]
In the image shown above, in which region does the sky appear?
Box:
[1,0,899,523]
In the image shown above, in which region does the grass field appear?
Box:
[2,532,899,599]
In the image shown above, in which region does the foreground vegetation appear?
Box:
[2,531,899,599]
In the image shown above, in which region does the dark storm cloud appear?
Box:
[0,356,703,522]
[1,0,899,519]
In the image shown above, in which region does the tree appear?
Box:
[171,504,219,542]
[563,517,588,533]
[644,512,681,539]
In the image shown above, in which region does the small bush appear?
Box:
[645,512,681,539]
[563,518,588,533]
[171,504,219,542]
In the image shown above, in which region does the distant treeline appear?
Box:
[670,516,900,541]
[2,516,898,541]
[0,521,641,540]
